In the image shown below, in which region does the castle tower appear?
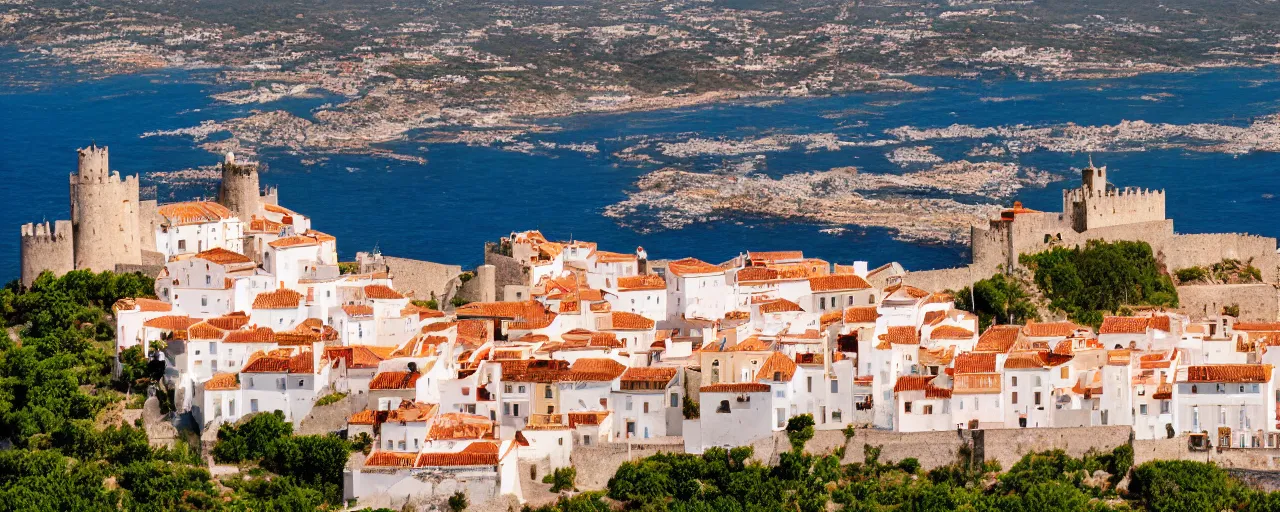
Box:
[1081,164,1107,195]
[70,144,141,272]
[218,152,261,219]
[20,220,73,287]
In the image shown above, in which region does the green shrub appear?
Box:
[542,467,577,493]
[314,392,347,407]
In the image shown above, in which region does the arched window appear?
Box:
[711,360,721,384]
[717,400,730,413]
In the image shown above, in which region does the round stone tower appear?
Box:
[218,152,261,220]
[71,144,141,272]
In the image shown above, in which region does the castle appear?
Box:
[19,145,272,286]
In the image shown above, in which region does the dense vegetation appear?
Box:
[1020,241,1178,327]
[0,271,364,511]
[1174,258,1263,286]
[953,273,1039,332]
[523,414,1280,512]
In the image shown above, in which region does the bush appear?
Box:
[1020,240,1178,325]
[682,395,700,419]
[1129,460,1243,512]
[1175,266,1207,283]
[448,491,469,511]
[543,467,577,493]
[953,273,1038,331]
[314,392,347,407]
[211,411,293,464]
[897,457,921,475]
[785,414,815,453]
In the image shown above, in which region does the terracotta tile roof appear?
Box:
[620,367,678,384]
[365,451,417,468]
[1003,351,1049,369]
[263,203,296,215]
[113,297,173,313]
[884,283,931,299]
[252,288,303,309]
[567,411,610,427]
[193,247,252,265]
[187,321,226,340]
[207,312,250,330]
[1023,321,1079,338]
[370,371,423,390]
[820,310,844,328]
[919,346,955,367]
[1107,349,1132,366]
[608,311,655,330]
[1152,381,1173,400]
[456,300,546,320]
[1182,364,1273,383]
[224,327,275,343]
[242,353,291,373]
[387,403,439,423]
[349,345,395,369]
[974,325,1021,353]
[428,413,495,440]
[246,216,284,234]
[809,274,872,292]
[157,201,234,226]
[758,298,804,314]
[500,359,570,383]
[364,284,404,300]
[558,298,581,314]
[595,251,636,263]
[666,257,725,277]
[343,304,374,318]
[268,235,319,249]
[737,267,780,283]
[747,251,804,263]
[924,292,954,305]
[844,306,879,324]
[563,358,627,381]
[616,274,666,291]
[757,351,798,382]
[288,351,319,374]
[879,326,919,345]
[953,352,997,374]
[704,335,772,352]
[922,310,945,326]
[929,325,975,340]
[700,383,771,393]
[347,409,383,426]
[1235,322,1280,332]
[143,315,197,331]
[1149,315,1172,333]
[203,373,239,390]
[457,319,489,345]
[302,229,336,242]
[1099,317,1150,335]
[893,375,952,398]
[415,442,500,467]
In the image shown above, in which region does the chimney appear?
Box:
[636,246,648,274]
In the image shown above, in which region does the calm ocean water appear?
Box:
[3,48,1280,281]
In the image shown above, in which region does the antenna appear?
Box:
[1088,153,1094,169]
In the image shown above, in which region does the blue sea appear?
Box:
[3,47,1280,281]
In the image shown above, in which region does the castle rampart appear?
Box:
[20,220,73,286]
[71,145,141,272]
[218,152,261,220]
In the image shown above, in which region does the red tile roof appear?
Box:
[113,297,173,313]
[758,298,804,314]
[157,201,234,226]
[203,373,239,390]
[757,351,797,382]
[953,352,997,374]
[369,371,422,390]
[194,247,253,265]
[844,306,879,323]
[288,351,318,374]
[455,300,546,320]
[1182,364,1273,383]
[143,315,197,331]
[567,411,610,427]
[879,326,919,345]
[1003,351,1049,369]
[747,251,804,263]
[1099,317,1150,335]
[1235,322,1280,332]
[365,451,416,468]
[428,413,495,440]
[666,258,724,277]
[809,274,872,292]
[387,403,439,423]
[343,304,374,318]
[893,375,951,398]
[952,373,1001,394]
[700,383,771,393]
[364,284,404,300]
[242,354,291,373]
[224,327,275,343]
[617,274,666,291]
[974,325,1021,353]
[1023,321,1079,338]
[563,358,627,382]
[620,367,678,384]
[268,235,319,249]
[736,267,780,283]
[608,311,655,330]
[187,322,226,340]
[252,288,303,309]
[415,442,500,467]
[207,312,250,330]
[929,325,975,340]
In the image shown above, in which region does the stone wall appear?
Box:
[1177,283,1279,321]
[20,220,73,287]
[114,263,165,279]
[1133,437,1280,470]
[1164,233,1280,283]
[570,439,686,490]
[380,256,462,302]
[902,266,981,293]
[484,246,529,290]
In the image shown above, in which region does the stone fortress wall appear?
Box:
[921,164,1280,320]
[19,221,74,287]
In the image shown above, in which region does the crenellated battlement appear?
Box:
[21,220,71,241]
[20,220,73,286]
[1061,166,1166,232]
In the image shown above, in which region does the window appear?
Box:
[1012,376,1018,386]
[398,441,405,450]
[671,393,679,408]
[201,296,208,307]
[832,410,842,422]
[643,402,650,413]
[503,403,510,415]
[600,398,608,408]
[711,360,721,384]
[1191,385,1198,393]
[904,402,913,413]
[558,437,564,446]
[1035,377,1042,387]
[625,397,633,411]
[205,275,211,286]
[276,378,285,389]
[414,439,419,450]
[717,400,730,413]
[959,400,964,410]
[544,385,553,399]
[513,404,520,416]
[518,385,525,393]
[462,387,471,396]
[583,435,592,446]
[1140,404,1148,415]
[1034,392,1041,406]
[807,377,813,393]
[178,240,186,251]
[830,380,838,393]
[922,404,933,415]
[250,399,259,412]
[297,379,304,388]
[820,297,826,309]
[1161,400,1170,414]
[1012,392,1018,405]
[505,384,512,393]
[1061,367,1070,379]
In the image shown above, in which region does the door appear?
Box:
[626,421,636,438]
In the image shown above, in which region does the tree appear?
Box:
[448,491,469,511]
[543,467,577,493]
[785,414,815,453]
[953,273,1037,331]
